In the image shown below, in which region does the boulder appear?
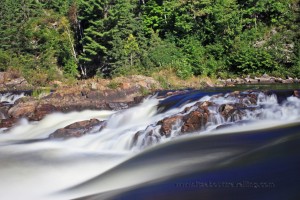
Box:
[181,108,210,133]
[158,115,183,137]
[8,101,38,119]
[219,103,246,121]
[49,118,103,139]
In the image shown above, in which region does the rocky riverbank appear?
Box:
[218,74,300,86]
[0,73,162,129]
[1,71,300,131]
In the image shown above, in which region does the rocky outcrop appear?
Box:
[49,119,104,139]
[2,79,150,127]
[0,72,30,91]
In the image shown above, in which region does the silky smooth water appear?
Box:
[0,89,300,200]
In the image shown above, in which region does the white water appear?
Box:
[0,92,25,104]
[0,92,300,200]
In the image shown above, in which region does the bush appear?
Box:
[0,50,10,71]
[174,59,193,80]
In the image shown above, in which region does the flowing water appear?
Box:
[0,88,300,200]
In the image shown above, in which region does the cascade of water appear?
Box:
[0,92,25,104]
[0,90,300,200]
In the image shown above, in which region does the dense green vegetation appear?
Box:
[0,0,299,84]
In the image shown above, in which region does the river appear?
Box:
[0,86,300,200]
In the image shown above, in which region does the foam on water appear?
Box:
[0,92,25,104]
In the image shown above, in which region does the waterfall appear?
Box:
[0,89,300,200]
[0,92,25,104]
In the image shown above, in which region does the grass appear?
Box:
[32,88,51,98]
[106,81,121,89]
[152,68,217,90]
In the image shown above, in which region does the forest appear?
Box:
[0,0,299,85]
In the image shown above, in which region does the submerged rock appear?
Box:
[49,119,104,139]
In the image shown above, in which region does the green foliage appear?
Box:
[106,81,121,89]
[0,0,299,82]
[32,88,51,99]
[157,76,170,89]
[0,50,10,71]
[174,59,193,80]
[139,86,150,96]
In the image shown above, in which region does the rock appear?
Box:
[262,73,270,78]
[8,101,38,119]
[0,72,30,91]
[226,79,233,84]
[234,78,245,84]
[85,91,103,99]
[219,103,246,121]
[275,78,283,83]
[91,82,98,90]
[259,77,275,83]
[158,115,183,137]
[30,104,57,121]
[282,79,294,84]
[254,76,275,83]
[294,90,300,98]
[0,105,10,119]
[181,108,209,133]
[5,77,29,87]
[49,118,103,139]
[245,78,259,84]
[131,128,161,148]
[0,118,17,129]
[108,102,129,110]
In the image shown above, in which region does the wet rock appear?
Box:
[181,108,210,133]
[219,103,246,121]
[158,115,183,137]
[0,118,17,129]
[0,105,10,119]
[294,90,300,98]
[49,118,103,139]
[132,127,161,148]
[107,102,129,111]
